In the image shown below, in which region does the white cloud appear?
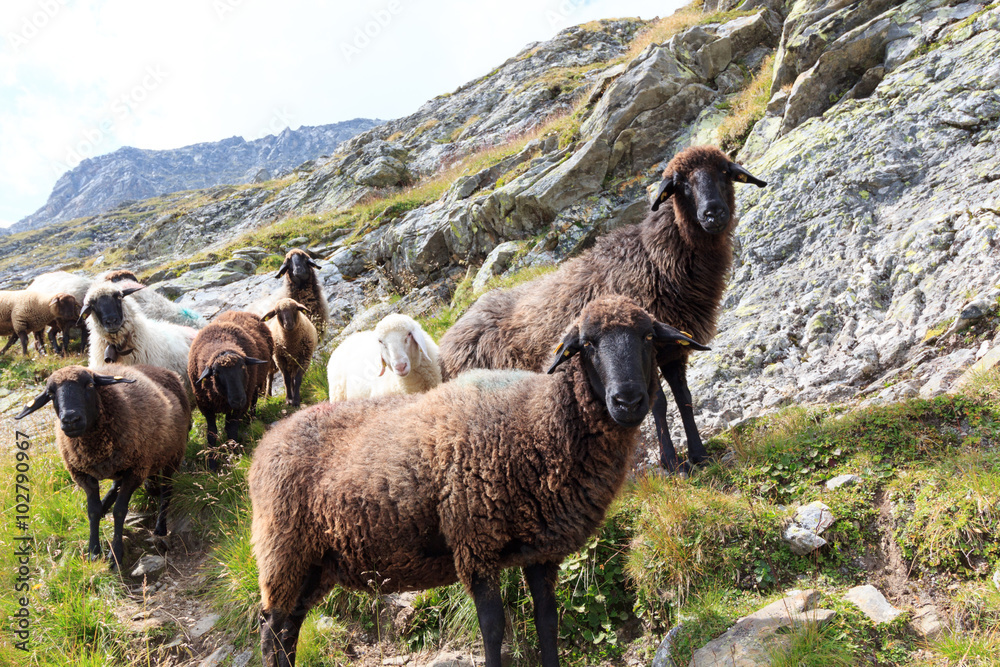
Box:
[0,0,686,227]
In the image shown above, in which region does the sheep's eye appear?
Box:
[583,341,593,348]
[645,333,654,341]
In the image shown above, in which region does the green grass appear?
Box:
[767,621,855,667]
[716,53,775,154]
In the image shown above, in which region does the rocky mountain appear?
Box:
[6,118,380,234]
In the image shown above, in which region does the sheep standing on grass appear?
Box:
[274,249,329,338]
[104,269,207,328]
[14,364,191,569]
[0,290,74,356]
[439,145,767,472]
[81,280,198,395]
[326,313,441,401]
[188,311,273,470]
[28,271,92,353]
[250,296,708,667]
[261,298,317,406]
[46,293,83,357]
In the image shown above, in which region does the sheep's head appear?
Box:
[374,314,434,378]
[261,298,309,332]
[651,146,766,235]
[276,249,321,287]
[547,296,709,427]
[81,282,145,334]
[103,269,140,283]
[196,351,269,412]
[14,365,135,437]
[49,293,80,321]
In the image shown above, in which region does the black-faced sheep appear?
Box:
[14,364,191,569]
[104,269,207,328]
[326,313,441,401]
[274,249,329,338]
[188,310,273,471]
[438,145,766,471]
[82,280,198,395]
[261,298,317,407]
[249,296,708,667]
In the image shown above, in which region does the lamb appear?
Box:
[0,290,71,356]
[81,280,198,395]
[47,293,83,357]
[188,310,273,470]
[438,145,767,472]
[250,297,708,667]
[261,298,317,406]
[14,364,191,569]
[103,269,208,328]
[326,313,441,401]
[274,249,329,338]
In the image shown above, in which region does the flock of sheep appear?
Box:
[7,145,766,667]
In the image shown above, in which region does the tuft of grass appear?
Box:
[717,53,775,154]
[928,632,1000,666]
[767,621,855,667]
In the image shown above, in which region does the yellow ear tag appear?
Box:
[680,331,693,338]
[737,173,747,182]
[114,376,125,380]
[563,350,571,357]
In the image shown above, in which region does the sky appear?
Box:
[0,0,687,228]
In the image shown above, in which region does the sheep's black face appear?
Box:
[198,353,269,413]
[50,377,101,438]
[88,293,126,333]
[277,251,321,288]
[582,327,656,427]
[547,299,710,427]
[687,169,732,234]
[277,308,298,331]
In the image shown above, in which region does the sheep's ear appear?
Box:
[651,175,675,212]
[48,296,60,308]
[727,162,767,187]
[651,322,711,351]
[197,366,213,383]
[93,374,137,386]
[275,259,289,279]
[546,328,582,374]
[121,285,145,298]
[79,304,93,323]
[410,327,434,363]
[15,390,50,420]
[245,357,270,366]
[261,309,276,321]
[307,259,322,269]
[296,304,310,314]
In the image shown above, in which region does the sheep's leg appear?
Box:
[33,330,45,355]
[205,411,220,472]
[78,474,104,560]
[651,382,682,472]
[471,573,506,667]
[17,331,29,355]
[293,370,304,407]
[260,560,325,667]
[153,472,172,537]
[225,414,240,442]
[79,325,89,354]
[661,360,708,467]
[108,473,141,570]
[0,335,16,354]
[525,562,560,667]
[100,480,121,517]
[281,367,294,405]
[47,326,60,356]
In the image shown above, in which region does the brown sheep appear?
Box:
[438,146,766,472]
[261,298,317,407]
[14,364,191,569]
[249,296,708,667]
[0,290,75,356]
[275,249,329,338]
[48,293,85,357]
[188,310,273,471]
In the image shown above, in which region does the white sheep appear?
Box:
[27,270,91,304]
[103,270,207,328]
[327,313,441,401]
[82,280,197,395]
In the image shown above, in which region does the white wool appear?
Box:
[451,369,535,392]
[327,314,442,401]
[129,289,207,328]
[84,281,196,394]
[28,271,91,304]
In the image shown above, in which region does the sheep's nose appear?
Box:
[611,392,644,412]
[61,413,84,432]
[702,204,727,222]
[395,362,409,376]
